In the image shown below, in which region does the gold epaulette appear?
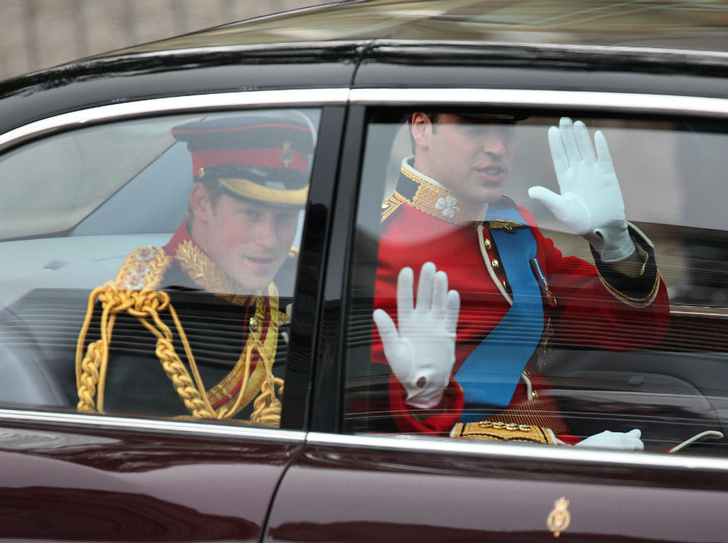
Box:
[381,197,402,223]
[452,419,555,445]
[113,246,172,290]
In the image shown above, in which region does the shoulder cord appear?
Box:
[75,247,283,424]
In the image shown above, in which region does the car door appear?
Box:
[263,86,728,542]
[0,95,347,542]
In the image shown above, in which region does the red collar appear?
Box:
[166,221,208,259]
[165,221,266,304]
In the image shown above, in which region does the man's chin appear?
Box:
[467,191,505,208]
[232,280,271,295]
[478,186,506,205]
[237,270,280,294]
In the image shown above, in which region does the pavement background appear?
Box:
[0,0,330,81]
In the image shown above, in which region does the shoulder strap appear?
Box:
[381,196,403,223]
[113,246,173,290]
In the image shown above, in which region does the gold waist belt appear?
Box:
[452,397,570,445]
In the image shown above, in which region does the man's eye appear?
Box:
[465,126,490,137]
[243,209,263,221]
[499,125,516,138]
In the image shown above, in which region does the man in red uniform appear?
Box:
[372,113,669,447]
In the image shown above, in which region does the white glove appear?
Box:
[528,117,636,262]
[575,429,644,451]
[373,262,460,409]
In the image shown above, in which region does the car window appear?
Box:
[344,108,728,456]
[0,107,321,428]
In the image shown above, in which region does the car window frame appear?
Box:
[311,87,728,474]
[0,88,348,442]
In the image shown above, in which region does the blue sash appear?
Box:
[456,206,544,422]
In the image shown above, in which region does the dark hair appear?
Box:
[407,112,441,126]
[186,174,224,225]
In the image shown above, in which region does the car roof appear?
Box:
[109,0,728,55]
[2,0,728,142]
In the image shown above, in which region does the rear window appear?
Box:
[343,108,728,457]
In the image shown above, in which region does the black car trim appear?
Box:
[282,105,349,431]
[349,88,728,117]
[309,105,368,434]
[0,89,351,152]
[363,40,728,77]
[98,40,371,61]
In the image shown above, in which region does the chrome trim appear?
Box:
[3,407,727,469]
[369,38,728,63]
[350,88,728,118]
[0,88,350,152]
[671,305,728,319]
[306,432,728,472]
[0,408,306,443]
[5,88,728,154]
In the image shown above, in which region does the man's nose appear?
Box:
[480,132,507,156]
[255,215,279,248]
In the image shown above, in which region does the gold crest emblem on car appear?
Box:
[547,497,571,538]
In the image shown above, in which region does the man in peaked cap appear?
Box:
[370,112,670,448]
[75,110,314,423]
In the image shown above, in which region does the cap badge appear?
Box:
[279,141,294,168]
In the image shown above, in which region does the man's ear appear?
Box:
[189,182,213,221]
[411,112,433,150]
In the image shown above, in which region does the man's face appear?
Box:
[412,113,517,205]
[191,186,300,294]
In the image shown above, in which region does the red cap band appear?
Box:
[192,147,308,175]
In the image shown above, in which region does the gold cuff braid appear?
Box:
[452,420,555,445]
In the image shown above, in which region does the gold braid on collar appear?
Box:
[175,239,252,306]
[389,166,484,225]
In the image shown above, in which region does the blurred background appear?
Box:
[0,0,331,81]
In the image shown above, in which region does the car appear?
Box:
[2,0,728,541]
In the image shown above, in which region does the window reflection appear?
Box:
[0,109,320,427]
[346,111,728,456]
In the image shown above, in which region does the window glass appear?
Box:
[345,109,728,456]
[0,108,321,428]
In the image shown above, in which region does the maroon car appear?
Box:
[1,1,728,541]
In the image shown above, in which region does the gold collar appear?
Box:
[394,161,485,225]
[174,239,254,306]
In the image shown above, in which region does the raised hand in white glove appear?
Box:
[373,262,460,409]
[574,429,644,451]
[528,117,636,262]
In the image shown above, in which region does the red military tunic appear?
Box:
[372,161,670,438]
